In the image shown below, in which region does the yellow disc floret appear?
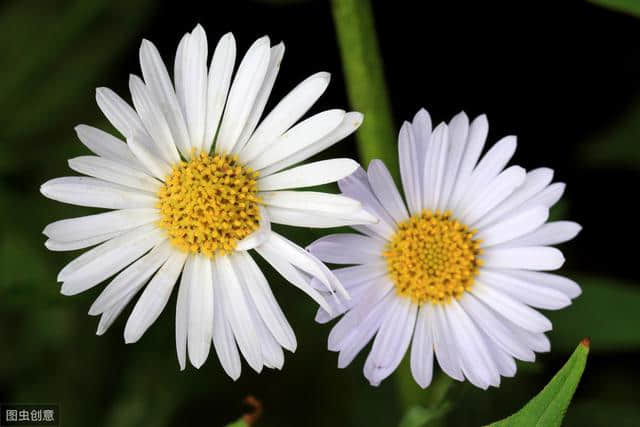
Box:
[157,152,261,257]
[384,210,483,305]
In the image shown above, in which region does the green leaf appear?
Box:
[488,339,590,427]
[331,0,399,179]
[224,420,248,427]
[549,276,640,352]
[587,0,640,18]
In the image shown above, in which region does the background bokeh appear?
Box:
[1,0,639,425]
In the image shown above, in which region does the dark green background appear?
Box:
[1,1,639,425]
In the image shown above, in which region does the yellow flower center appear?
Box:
[157,152,261,257]
[384,210,483,305]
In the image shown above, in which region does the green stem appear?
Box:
[331,0,398,179]
[396,357,455,410]
[396,357,456,426]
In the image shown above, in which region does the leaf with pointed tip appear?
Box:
[488,339,590,427]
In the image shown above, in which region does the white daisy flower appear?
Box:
[307,108,582,389]
[40,24,376,378]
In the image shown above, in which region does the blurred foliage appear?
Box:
[549,276,640,352]
[398,403,451,427]
[581,98,640,169]
[489,340,589,426]
[588,0,640,18]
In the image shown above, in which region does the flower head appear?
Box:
[308,108,582,389]
[40,24,376,378]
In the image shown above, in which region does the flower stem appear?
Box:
[396,357,455,426]
[331,0,398,180]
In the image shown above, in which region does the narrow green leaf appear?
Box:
[587,0,640,18]
[549,276,640,352]
[488,339,590,427]
[331,0,399,179]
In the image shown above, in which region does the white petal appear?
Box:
[216,254,263,372]
[446,114,488,212]
[174,33,190,117]
[367,159,409,223]
[181,25,209,151]
[446,300,499,388]
[240,71,331,163]
[410,305,434,388]
[258,158,359,191]
[477,206,549,247]
[235,206,271,251]
[215,36,271,154]
[330,262,388,289]
[509,325,551,353]
[59,226,165,295]
[128,75,180,163]
[411,108,432,179]
[315,280,371,324]
[307,233,385,265]
[41,177,157,209]
[265,232,347,297]
[246,292,285,370]
[480,270,571,310]
[473,168,554,229]
[259,113,363,179]
[88,241,172,315]
[459,292,535,362]
[471,281,552,333]
[266,205,377,228]
[437,111,469,211]
[43,208,158,242]
[127,134,172,180]
[261,190,361,216]
[431,304,464,381]
[459,166,526,226]
[186,255,214,368]
[422,123,448,211]
[328,277,394,351]
[500,270,582,299]
[503,221,582,247]
[124,250,187,343]
[364,297,417,386]
[74,125,142,171]
[96,289,137,336]
[234,42,286,154]
[175,254,191,370]
[255,239,332,313]
[516,183,566,213]
[336,291,395,369]
[398,122,421,214]
[211,262,242,380]
[460,136,517,206]
[203,33,237,153]
[483,246,565,271]
[45,231,122,252]
[139,39,191,157]
[68,156,162,192]
[338,167,396,238]
[95,87,146,138]
[248,109,345,171]
[235,251,296,351]
[487,340,517,378]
